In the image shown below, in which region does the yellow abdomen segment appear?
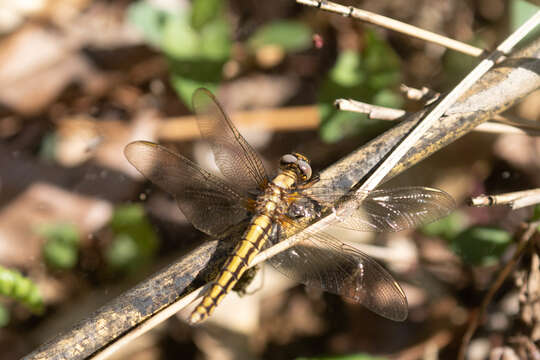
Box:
[189,215,272,324]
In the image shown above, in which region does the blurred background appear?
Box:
[0,0,539,359]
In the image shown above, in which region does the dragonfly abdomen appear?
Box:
[189,214,273,324]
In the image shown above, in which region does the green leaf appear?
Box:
[0,304,9,327]
[533,204,540,223]
[161,13,200,58]
[159,7,230,107]
[421,211,467,240]
[199,19,232,60]
[128,0,230,108]
[43,237,79,270]
[38,223,79,247]
[362,31,400,75]
[510,0,540,43]
[106,234,140,270]
[372,89,403,109]
[127,1,169,47]
[107,204,159,273]
[0,265,43,314]
[248,20,312,53]
[191,0,223,31]
[451,226,512,266]
[318,31,402,143]
[39,223,79,270]
[110,203,145,230]
[329,50,365,87]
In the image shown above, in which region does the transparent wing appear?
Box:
[192,88,268,194]
[263,186,454,320]
[267,225,408,321]
[299,186,455,232]
[124,141,250,238]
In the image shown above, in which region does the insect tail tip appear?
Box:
[188,311,204,325]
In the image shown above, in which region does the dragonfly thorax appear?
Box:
[255,181,293,218]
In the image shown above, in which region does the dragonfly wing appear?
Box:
[267,228,408,321]
[304,186,455,232]
[335,187,455,232]
[125,141,250,238]
[192,88,268,194]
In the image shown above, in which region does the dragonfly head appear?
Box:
[279,153,312,183]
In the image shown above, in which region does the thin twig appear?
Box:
[358,10,540,192]
[492,114,540,131]
[296,0,485,57]
[458,221,540,360]
[469,189,540,210]
[335,99,540,136]
[474,122,540,136]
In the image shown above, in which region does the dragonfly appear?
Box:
[124,88,455,324]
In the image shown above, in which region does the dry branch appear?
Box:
[469,188,540,209]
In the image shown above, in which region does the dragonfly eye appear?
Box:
[297,160,312,180]
[280,154,298,167]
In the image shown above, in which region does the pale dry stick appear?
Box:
[400,84,440,103]
[297,0,485,57]
[335,99,540,136]
[157,105,319,141]
[358,10,540,193]
[469,189,540,210]
[334,98,406,120]
[457,221,540,360]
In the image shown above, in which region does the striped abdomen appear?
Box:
[189,214,273,324]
